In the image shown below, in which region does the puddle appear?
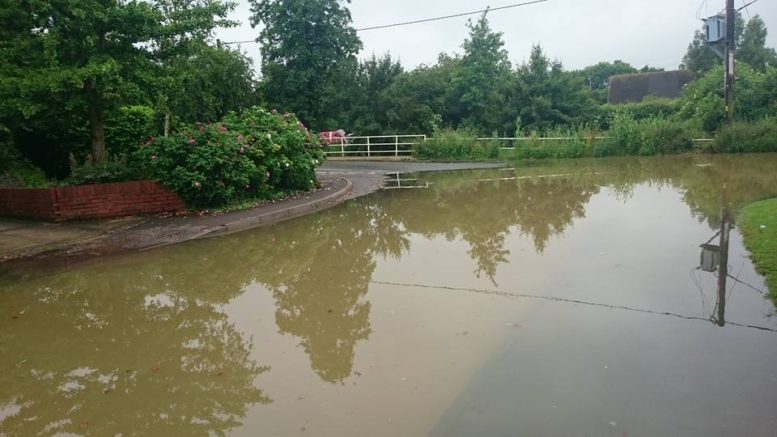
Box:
[2,154,777,436]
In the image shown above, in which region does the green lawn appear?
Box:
[740,198,777,304]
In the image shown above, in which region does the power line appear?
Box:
[356,0,549,32]
[223,0,550,45]
[370,280,777,333]
[737,0,760,12]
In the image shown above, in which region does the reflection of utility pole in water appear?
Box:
[698,187,730,326]
[715,200,730,327]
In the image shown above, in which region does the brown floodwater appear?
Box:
[2,154,777,436]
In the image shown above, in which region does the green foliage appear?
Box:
[678,64,777,132]
[512,127,593,160]
[0,159,48,188]
[738,15,777,72]
[105,106,155,158]
[64,154,140,186]
[415,128,499,161]
[347,54,404,135]
[451,13,512,134]
[381,54,460,135]
[515,45,598,133]
[739,198,777,303]
[249,0,362,131]
[135,107,324,208]
[0,0,162,165]
[710,118,777,153]
[574,60,638,90]
[598,97,680,129]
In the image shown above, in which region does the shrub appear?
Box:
[513,126,596,159]
[598,97,680,129]
[596,111,646,156]
[105,105,156,158]
[640,118,699,155]
[134,107,324,208]
[415,128,499,160]
[711,118,777,153]
[63,154,140,186]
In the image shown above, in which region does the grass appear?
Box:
[739,198,777,304]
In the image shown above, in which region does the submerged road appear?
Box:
[0,160,507,266]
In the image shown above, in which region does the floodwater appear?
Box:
[2,154,777,436]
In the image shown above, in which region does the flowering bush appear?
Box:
[134,107,325,207]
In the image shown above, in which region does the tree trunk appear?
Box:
[89,103,107,166]
[164,111,171,137]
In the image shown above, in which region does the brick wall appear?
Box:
[0,181,186,222]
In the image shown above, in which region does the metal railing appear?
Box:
[325,135,426,157]
[475,136,715,150]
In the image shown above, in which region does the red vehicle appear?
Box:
[320,129,346,145]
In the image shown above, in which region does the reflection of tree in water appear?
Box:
[265,202,409,383]
[382,173,599,283]
[510,177,599,252]
[0,268,269,436]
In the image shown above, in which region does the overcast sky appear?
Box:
[216,0,777,73]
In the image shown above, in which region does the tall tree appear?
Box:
[152,0,238,135]
[383,54,461,134]
[0,0,160,165]
[347,53,404,135]
[450,12,512,134]
[249,0,362,131]
[515,45,596,132]
[738,15,777,72]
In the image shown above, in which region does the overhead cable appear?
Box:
[223,0,550,45]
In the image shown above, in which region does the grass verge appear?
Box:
[739,198,777,304]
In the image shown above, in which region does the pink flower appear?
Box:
[271,109,278,114]
[151,154,157,161]
[239,146,245,154]
[194,181,202,189]
[188,138,197,145]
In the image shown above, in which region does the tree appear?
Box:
[515,45,596,133]
[0,0,160,165]
[249,0,362,131]
[152,0,239,135]
[382,54,461,134]
[346,54,404,135]
[574,60,638,103]
[450,12,512,134]
[165,44,258,126]
[738,15,777,72]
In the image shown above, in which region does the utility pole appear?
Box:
[725,0,736,124]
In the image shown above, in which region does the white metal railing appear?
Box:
[324,135,426,157]
[324,135,716,155]
[475,136,715,150]
[475,136,606,150]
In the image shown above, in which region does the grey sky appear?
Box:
[216,0,777,72]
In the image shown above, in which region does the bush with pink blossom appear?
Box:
[134,107,324,208]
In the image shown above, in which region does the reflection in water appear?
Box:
[0,270,269,436]
[2,154,777,435]
[268,203,409,382]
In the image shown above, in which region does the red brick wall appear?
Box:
[0,181,186,222]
